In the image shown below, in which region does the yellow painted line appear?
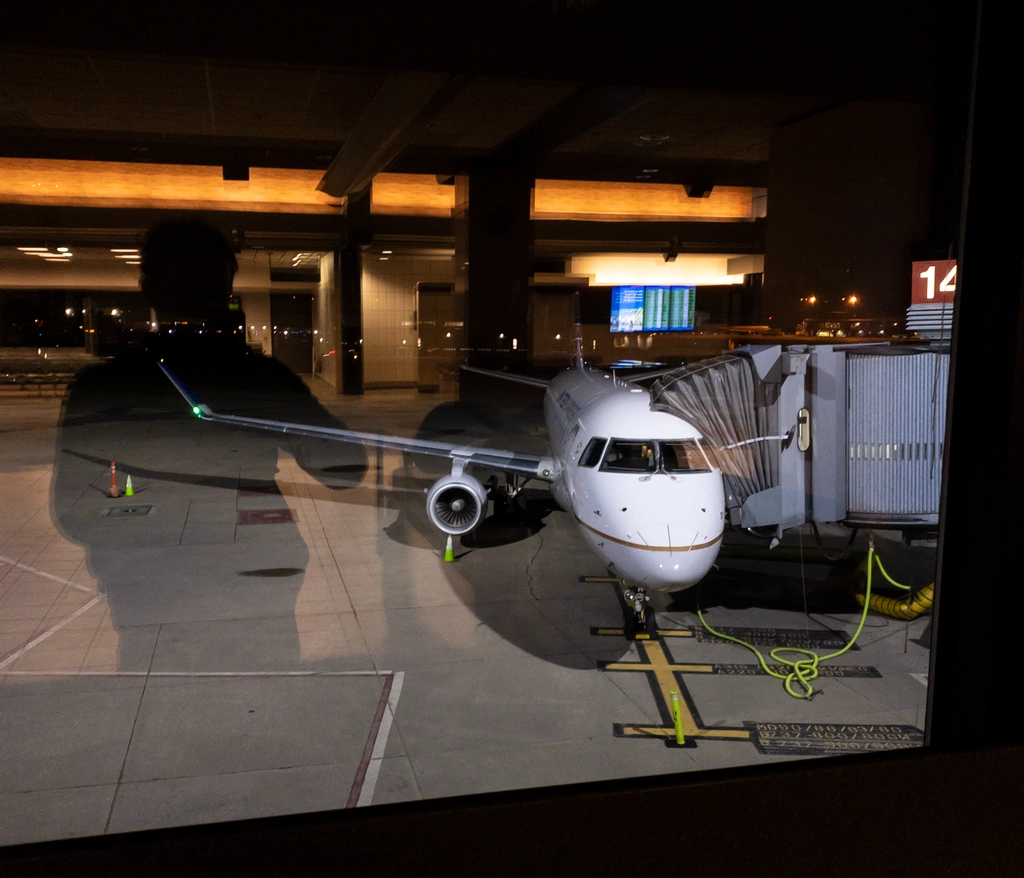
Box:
[644,641,700,735]
[593,627,693,638]
[621,725,751,740]
[604,661,713,673]
[575,517,724,553]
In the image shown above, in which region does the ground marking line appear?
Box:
[0,555,96,594]
[356,671,404,808]
[2,670,394,677]
[0,595,105,670]
[347,671,405,808]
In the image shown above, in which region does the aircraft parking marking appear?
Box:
[747,721,924,755]
[601,638,752,746]
[596,627,888,750]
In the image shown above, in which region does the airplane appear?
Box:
[158,359,725,636]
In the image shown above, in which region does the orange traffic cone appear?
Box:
[109,461,118,498]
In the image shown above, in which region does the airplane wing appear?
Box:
[158,362,557,481]
[459,364,551,388]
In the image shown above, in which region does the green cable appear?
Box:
[870,552,911,591]
[697,543,879,700]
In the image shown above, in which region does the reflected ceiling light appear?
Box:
[110,248,139,253]
[382,250,393,254]
[371,174,455,217]
[114,254,138,259]
[56,247,69,252]
[17,246,48,251]
[532,179,752,222]
[1,159,339,214]
[126,260,140,265]
[570,253,745,286]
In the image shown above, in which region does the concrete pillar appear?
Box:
[314,252,342,390]
[455,169,532,393]
[340,194,370,395]
[340,245,363,395]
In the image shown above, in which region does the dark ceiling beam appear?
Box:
[533,218,766,254]
[478,84,657,171]
[0,129,342,170]
[316,73,469,199]
[387,150,768,188]
[0,205,344,248]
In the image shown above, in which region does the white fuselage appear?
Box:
[542,367,725,591]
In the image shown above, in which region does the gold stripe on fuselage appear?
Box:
[575,516,723,553]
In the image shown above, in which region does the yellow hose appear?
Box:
[697,540,931,699]
[856,583,934,620]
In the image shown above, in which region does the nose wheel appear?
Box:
[622,585,657,640]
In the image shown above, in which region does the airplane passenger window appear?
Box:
[661,439,712,473]
[579,436,607,467]
[601,440,657,472]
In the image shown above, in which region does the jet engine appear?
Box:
[426,473,489,535]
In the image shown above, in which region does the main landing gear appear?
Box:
[622,584,657,640]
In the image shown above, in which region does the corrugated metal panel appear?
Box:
[847,352,948,519]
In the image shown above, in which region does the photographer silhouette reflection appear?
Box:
[52,220,360,672]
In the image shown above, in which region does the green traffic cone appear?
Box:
[125,475,134,497]
[443,535,455,562]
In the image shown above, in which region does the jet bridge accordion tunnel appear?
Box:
[649,343,950,539]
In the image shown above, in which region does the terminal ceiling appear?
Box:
[0,3,945,258]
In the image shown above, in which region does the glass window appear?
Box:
[579,436,607,467]
[601,439,657,473]
[661,439,712,473]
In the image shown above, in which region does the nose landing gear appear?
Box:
[622,585,657,640]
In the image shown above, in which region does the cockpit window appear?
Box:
[579,437,607,468]
[600,440,657,473]
[599,438,712,474]
[661,439,712,473]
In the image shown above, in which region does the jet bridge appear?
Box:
[649,343,949,538]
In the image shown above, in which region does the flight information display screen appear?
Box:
[610,285,695,332]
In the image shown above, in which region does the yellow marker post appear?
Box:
[670,690,686,745]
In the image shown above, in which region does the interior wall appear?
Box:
[361,254,453,388]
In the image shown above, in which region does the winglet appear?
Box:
[157,361,214,419]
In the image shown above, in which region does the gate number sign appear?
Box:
[912,259,956,305]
